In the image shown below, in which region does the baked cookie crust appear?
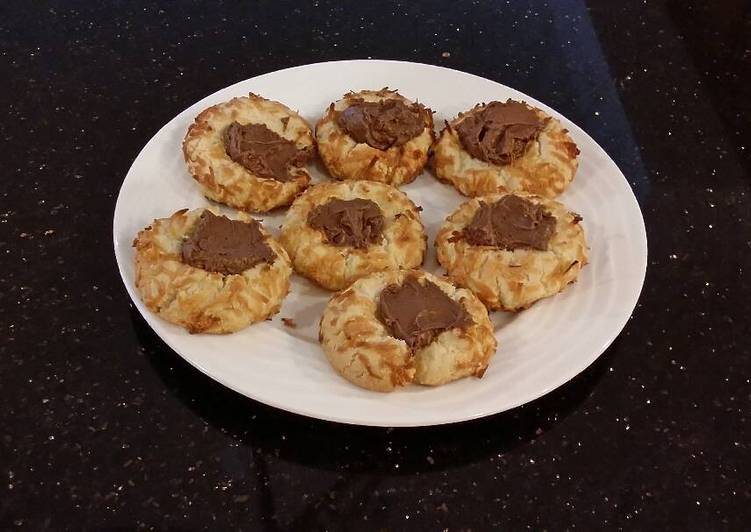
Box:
[435,192,588,311]
[432,101,579,198]
[279,180,426,291]
[315,89,434,186]
[183,93,314,212]
[133,208,292,333]
[319,269,497,392]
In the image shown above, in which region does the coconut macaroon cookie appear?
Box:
[433,99,579,198]
[183,93,315,212]
[435,192,588,311]
[315,89,434,186]
[279,180,426,291]
[319,270,497,392]
[133,208,292,333]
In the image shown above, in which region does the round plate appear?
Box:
[113,60,647,427]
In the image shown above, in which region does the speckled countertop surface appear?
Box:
[2,1,750,529]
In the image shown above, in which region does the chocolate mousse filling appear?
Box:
[461,195,556,251]
[182,211,276,275]
[378,276,472,351]
[223,121,312,181]
[307,198,384,249]
[336,99,427,150]
[455,100,544,165]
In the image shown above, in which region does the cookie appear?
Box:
[315,89,434,186]
[435,192,588,311]
[183,93,314,212]
[319,269,497,392]
[133,208,292,333]
[279,180,426,291]
[432,99,579,198]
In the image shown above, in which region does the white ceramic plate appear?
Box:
[113,60,647,427]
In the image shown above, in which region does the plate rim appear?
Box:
[113,59,648,427]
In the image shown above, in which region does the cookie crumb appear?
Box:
[441,51,451,58]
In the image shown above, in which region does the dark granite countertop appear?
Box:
[2,1,750,529]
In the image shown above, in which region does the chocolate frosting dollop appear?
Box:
[223,121,311,181]
[336,99,427,150]
[181,211,276,275]
[461,195,557,251]
[455,100,544,165]
[307,198,384,249]
[378,276,472,351]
